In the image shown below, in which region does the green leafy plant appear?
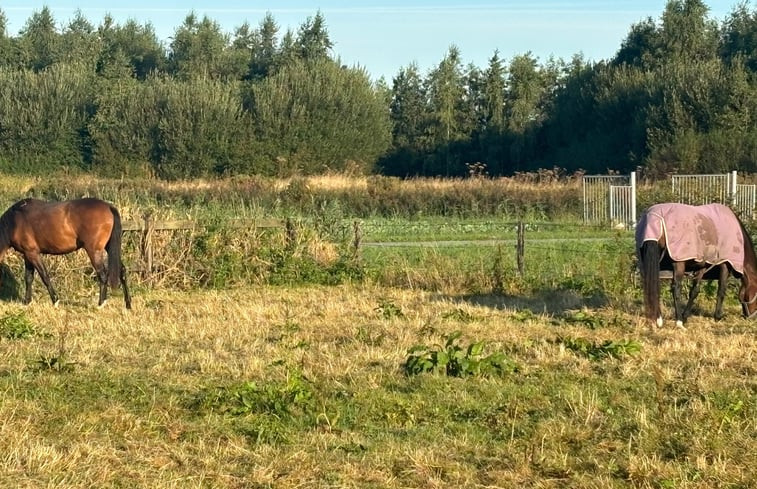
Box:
[375,299,404,319]
[33,355,76,373]
[32,327,75,373]
[558,336,641,361]
[510,309,537,323]
[403,331,518,377]
[560,310,606,329]
[0,311,36,339]
[441,308,478,323]
[194,368,315,418]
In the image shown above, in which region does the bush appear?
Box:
[246,59,391,176]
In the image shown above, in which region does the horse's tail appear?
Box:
[106,205,123,289]
[640,240,661,322]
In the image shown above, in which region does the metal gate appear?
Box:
[583,173,636,228]
[672,171,755,217]
[610,185,635,229]
[671,171,736,205]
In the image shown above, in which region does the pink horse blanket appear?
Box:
[636,203,745,274]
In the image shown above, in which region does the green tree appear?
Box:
[229,21,256,80]
[659,0,718,62]
[0,10,15,66]
[613,17,662,68]
[169,13,245,80]
[720,3,757,71]
[295,12,333,61]
[250,13,280,79]
[477,51,507,174]
[390,63,428,149]
[381,63,430,176]
[505,52,546,169]
[18,7,60,71]
[97,18,165,79]
[425,45,467,174]
[481,51,506,131]
[60,10,100,68]
[155,78,248,178]
[277,30,299,68]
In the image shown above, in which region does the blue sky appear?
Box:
[0,1,744,80]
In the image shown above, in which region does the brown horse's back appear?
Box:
[7,198,115,255]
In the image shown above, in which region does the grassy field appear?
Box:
[0,284,754,488]
[0,173,754,487]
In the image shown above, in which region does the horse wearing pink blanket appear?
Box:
[636,203,757,326]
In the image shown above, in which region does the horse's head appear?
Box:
[739,280,757,318]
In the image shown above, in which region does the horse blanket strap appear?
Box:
[636,203,745,274]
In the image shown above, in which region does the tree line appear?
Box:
[0,0,755,179]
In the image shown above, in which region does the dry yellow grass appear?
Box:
[0,284,754,488]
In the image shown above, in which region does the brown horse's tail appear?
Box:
[640,240,661,322]
[106,206,123,289]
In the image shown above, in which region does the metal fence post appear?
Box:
[631,171,637,228]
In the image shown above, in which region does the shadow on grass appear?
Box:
[447,289,609,316]
[0,263,21,302]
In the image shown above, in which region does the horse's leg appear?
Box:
[23,259,35,304]
[25,253,58,306]
[671,262,686,328]
[714,264,729,320]
[683,269,706,322]
[86,248,108,307]
[120,264,132,310]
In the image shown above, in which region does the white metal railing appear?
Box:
[583,172,636,228]
[672,171,755,217]
[735,184,756,219]
[671,171,736,205]
[584,171,755,228]
[610,184,635,229]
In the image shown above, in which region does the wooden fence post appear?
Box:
[285,218,296,252]
[352,220,362,259]
[516,221,525,276]
[141,213,154,282]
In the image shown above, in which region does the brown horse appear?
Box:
[0,198,131,309]
[636,203,757,327]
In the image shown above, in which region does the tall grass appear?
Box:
[0,172,712,306]
[0,171,588,219]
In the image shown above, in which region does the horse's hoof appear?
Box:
[656,317,663,328]
[675,320,686,329]
[53,300,60,307]
[98,300,107,309]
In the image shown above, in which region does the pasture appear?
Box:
[0,174,754,488]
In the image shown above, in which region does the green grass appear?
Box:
[0,286,753,488]
[0,174,752,487]
[358,216,629,242]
